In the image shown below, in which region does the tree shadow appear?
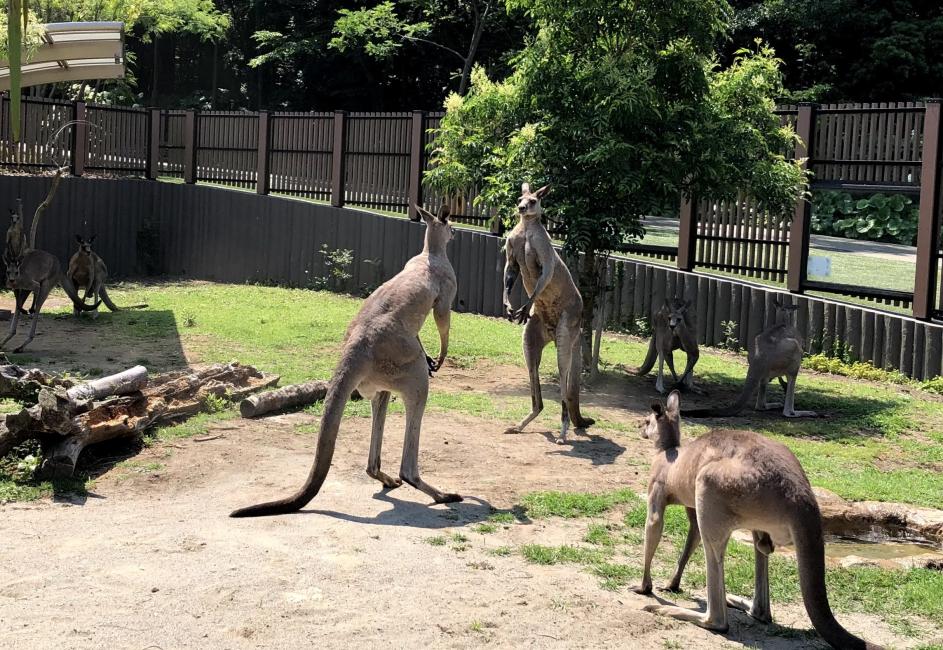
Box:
[306,490,532,529]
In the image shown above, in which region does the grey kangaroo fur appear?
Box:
[683,299,815,418]
[633,391,882,650]
[231,204,460,517]
[68,235,147,313]
[502,182,594,443]
[2,249,101,352]
[637,297,699,394]
[5,208,28,261]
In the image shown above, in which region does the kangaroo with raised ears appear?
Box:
[637,297,699,394]
[231,204,460,517]
[634,391,882,650]
[683,299,815,418]
[2,249,100,352]
[502,182,594,443]
[67,235,147,314]
[5,208,28,261]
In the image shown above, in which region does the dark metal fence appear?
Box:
[0,96,941,322]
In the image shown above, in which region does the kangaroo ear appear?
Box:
[650,400,665,417]
[436,204,451,222]
[89,234,97,243]
[534,184,551,199]
[666,390,681,417]
[75,234,83,244]
[521,182,531,195]
[414,205,435,224]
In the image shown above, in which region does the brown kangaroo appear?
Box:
[502,182,594,443]
[637,297,700,394]
[68,235,146,313]
[2,249,100,352]
[634,391,882,650]
[231,204,460,517]
[683,300,815,418]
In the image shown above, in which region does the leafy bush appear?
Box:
[811,190,918,245]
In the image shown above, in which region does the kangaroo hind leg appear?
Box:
[398,361,462,504]
[725,530,773,623]
[505,315,547,434]
[366,390,402,489]
[14,281,52,352]
[562,319,593,432]
[783,372,816,418]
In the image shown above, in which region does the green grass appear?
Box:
[520,543,610,566]
[521,489,638,518]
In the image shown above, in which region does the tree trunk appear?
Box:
[457,2,488,95]
[577,251,601,371]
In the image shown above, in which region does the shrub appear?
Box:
[811,190,918,245]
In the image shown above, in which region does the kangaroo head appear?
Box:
[665,297,693,330]
[773,297,800,321]
[75,234,96,254]
[415,204,454,253]
[8,209,20,225]
[517,183,550,220]
[642,390,681,449]
[3,254,20,287]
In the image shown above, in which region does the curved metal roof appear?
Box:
[0,22,125,91]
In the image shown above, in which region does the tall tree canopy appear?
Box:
[727,0,943,101]
[426,0,805,363]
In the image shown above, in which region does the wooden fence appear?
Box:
[1,174,940,380]
[1,96,941,322]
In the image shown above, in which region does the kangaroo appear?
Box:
[2,249,101,352]
[5,208,28,261]
[231,204,460,517]
[683,300,815,418]
[637,297,699,394]
[502,182,594,443]
[634,391,882,650]
[67,235,145,313]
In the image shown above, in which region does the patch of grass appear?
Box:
[424,535,447,547]
[0,398,23,414]
[521,488,641,518]
[584,523,618,546]
[488,512,516,525]
[152,410,237,441]
[592,562,641,590]
[488,546,513,557]
[473,523,498,534]
[520,544,609,566]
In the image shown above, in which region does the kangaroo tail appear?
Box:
[682,362,762,417]
[99,286,122,311]
[637,336,657,376]
[230,353,367,517]
[61,274,101,312]
[792,507,883,649]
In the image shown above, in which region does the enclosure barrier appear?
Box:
[0,96,941,320]
[0,174,939,381]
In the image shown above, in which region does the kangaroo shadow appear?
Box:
[538,429,627,466]
[306,490,532,529]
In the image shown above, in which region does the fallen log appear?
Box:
[0,363,75,403]
[240,380,362,418]
[0,361,280,478]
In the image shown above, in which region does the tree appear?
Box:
[2,5,43,147]
[328,0,500,95]
[425,0,805,369]
[727,0,943,101]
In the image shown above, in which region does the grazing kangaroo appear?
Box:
[5,208,28,261]
[231,204,460,517]
[67,235,146,313]
[683,300,815,418]
[637,298,699,394]
[502,182,594,443]
[634,391,882,650]
[2,249,100,352]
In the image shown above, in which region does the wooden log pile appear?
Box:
[0,362,279,478]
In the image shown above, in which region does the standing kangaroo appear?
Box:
[502,183,594,443]
[637,298,699,394]
[2,249,100,352]
[231,204,460,517]
[683,300,815,418]
[67,235,144,313]
[634,391,882,650]
[5,208,28,261]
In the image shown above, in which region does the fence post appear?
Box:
[256,111,271,195]
[407,110,426,220]
[787,102,817,293]
[71,101,87,176]
[677,194,697,271]
[913,99,943,320]
[183,109,197,185]
[146,108,161,180]
[331,110,347,208]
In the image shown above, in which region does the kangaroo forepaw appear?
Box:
[425,355,438,377]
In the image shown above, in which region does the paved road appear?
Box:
[642,216,917,264]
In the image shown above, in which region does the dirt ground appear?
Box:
[0,299,917,649]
